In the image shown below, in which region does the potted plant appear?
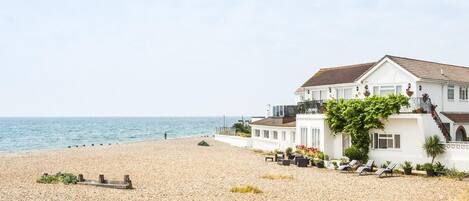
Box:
[433,162,446,176]
[401,161,413,175]
[423,163,435,177]
[285,147,294,160]
[315,159,325,168]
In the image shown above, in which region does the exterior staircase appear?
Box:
[430,104,451,142]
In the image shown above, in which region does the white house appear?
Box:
[251,55,469,170]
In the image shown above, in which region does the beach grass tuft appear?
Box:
[261,174,294,180]
[230,185,262,194]
[37,172,78,185]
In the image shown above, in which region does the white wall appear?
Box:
[250,125,295,151]
[362,61,415,86]
[214,135,251,148]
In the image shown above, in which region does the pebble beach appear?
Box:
[0,137,468,201]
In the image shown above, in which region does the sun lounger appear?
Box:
[356,160,374,175]
[338,160,358,171]
[376,162,398,178]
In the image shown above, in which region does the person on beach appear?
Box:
[164,132,167,140]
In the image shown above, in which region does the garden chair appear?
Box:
[356,160,374,175]
[338,160,358,171]
[376,162,398,178]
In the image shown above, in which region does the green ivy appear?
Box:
[325,94,409,158]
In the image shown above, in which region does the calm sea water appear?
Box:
[0,117,240,153]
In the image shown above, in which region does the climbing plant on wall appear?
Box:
[325,94,410,159]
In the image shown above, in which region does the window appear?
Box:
[300,128,308,145]
[282,131,286,141]
[380,86,397,96]
[336,88,353,100]
[311,128,321,148]
[448,85,455,100]
[263,130,269,139]
[371,133,401,149]
[396,85,402,95]
[255,129,260,137]
[273,131,278,140]
[320,90,327,100]
[291,131,296,142]
[311,91,320,100]
[373,85,403,96]
[460,86,468,101]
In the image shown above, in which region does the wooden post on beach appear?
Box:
[98,174,105,183]
[124,175,132,189]
[78,174,84,182]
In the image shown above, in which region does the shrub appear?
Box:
[232,123,251,134]
[261,174,293,180]
[423,135,446,164]
[37,172,78,185]
[401,161,413,170]
[423,163,434,171]
[446,168,466,181]
[285,147,293,156]
[198,140,210,146]
[230,185,262,193]
[416,164,423,171]
[344,146,366,162]
[433,162,446,173]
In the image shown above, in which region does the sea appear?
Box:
[0,117,241,153]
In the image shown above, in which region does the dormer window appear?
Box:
[448,85,455,101]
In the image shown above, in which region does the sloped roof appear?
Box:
[250,117,296,127]
[441,112,469,123]
[301,62,376,87]
[387,55,469,83]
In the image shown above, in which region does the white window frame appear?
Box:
[448,85,455,101]
[370,133,401,150]
[459,86,468,101]
[291,131,295,142]
[372,85,403,96]
[263,130,270,139]
[311,128,321,148]
[282,131,286,141]
[320,90,328,101]
[336,88,353,100]
[300,127,308,146]
[273,131,278,140]
[254,129,260,137]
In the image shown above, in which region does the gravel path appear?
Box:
[0,137,468,201]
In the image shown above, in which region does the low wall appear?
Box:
[214,135,251,148]
[438,143,469,171]
[251,138,279,151]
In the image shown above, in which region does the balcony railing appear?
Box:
[297,100,326,114]
[401,97,432,113]
[297,97,432,115]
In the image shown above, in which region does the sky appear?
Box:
[1,0,469,117]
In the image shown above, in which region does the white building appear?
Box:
[251,55,469,170]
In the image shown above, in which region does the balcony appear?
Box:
[296,97,432,115]
[297,100,326,114]
[401,97,432,113]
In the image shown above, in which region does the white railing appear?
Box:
[443,142,469,150]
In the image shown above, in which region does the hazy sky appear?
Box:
[1,1,469,117]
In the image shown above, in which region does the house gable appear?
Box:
[357,57,419,85]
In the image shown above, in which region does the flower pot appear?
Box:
[426,169,435,177]
[316,161,325,168]
[404,168,412,175]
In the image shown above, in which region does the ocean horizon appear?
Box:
[0,116,243,153]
